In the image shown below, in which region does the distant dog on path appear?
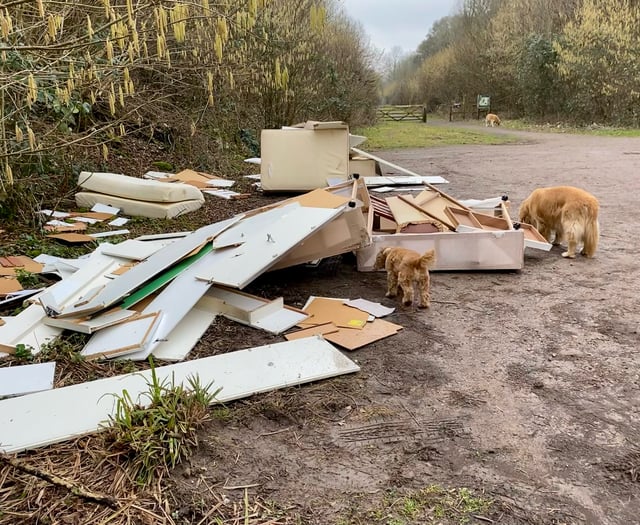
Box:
[518,186,600,258]
[485,113,501,127]
[374,247,436,308]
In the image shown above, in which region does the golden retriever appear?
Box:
[485,113,501,127]
[374,247,436,308]
[518,186,599,258]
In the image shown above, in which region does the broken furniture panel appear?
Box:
[54,217,241,318]
[268,178,373,270]
[0,337,360,454]
[260,121,350,192]
[195,204,343,288]
[357,230,525,272]
[203,286,308,335]
[350,147,449,185]
[43,309,139,334]
[84,247,223,361]
[0,362,56,397]
[80,312,162,360]
[150,300,217,361]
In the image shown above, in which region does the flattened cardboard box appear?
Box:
[260,123,350,192]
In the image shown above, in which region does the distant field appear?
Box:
[353,120,520,150]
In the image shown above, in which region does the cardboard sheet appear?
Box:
[0,256,44,276]
[46,232,96,244]
[284,323,339,341]
[299,297,369,329]
[0,278,22,295]
[324,319,403,350]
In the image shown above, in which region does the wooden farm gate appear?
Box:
[376,105,427,122]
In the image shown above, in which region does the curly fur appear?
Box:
[519,186,599,258]
[374,247,436,308]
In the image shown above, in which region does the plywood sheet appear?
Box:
[0,337,359,453]
[385,195,432,227]
[324,319,403,350]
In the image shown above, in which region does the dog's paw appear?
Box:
[561,251,575,258]
[403,300,412,306]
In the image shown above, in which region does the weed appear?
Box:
[14,268,43,289]
[13,343,34,361]
[151,161,174,171]
[340,485,494,525]
[37,333,87,364]
[105,363,220,486]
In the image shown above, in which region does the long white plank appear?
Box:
[56,217,242,318]
[196,206,342,288]
[0,337,359,453]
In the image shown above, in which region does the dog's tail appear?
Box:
[582,217,599,257]
[419,249,436,269]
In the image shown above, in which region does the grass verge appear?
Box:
[352,120,519,150]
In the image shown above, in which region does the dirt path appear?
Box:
[178,128,640,524]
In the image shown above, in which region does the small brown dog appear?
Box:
[485,113,501,127]
[519,185,599,258]
[374,247,436,308]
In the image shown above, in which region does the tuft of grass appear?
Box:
[105,364,220,487]
[349,485,493,524]
[352,120,519,150]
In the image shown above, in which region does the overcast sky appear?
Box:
[339,0,459,55]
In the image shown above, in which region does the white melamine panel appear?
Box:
[0,362,56,397]
[196,206,342,288]
[151,304,217,361]
[97,250,219,361]
[0,337,359,453]
[80,312,161,360]
[212,203,300,248]
[58,217,241,318]
[101,239,168,261]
